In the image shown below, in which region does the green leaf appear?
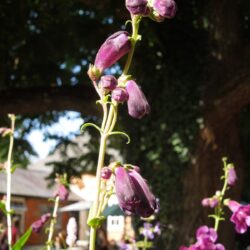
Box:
[12,227,32,250]
[87,216,105,229]
[0,201,7,215]
[80,123,102,134]
[109,131,131,144]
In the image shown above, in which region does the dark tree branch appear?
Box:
[0,85,100,116]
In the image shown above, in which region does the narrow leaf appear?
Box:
[12,227,32,250]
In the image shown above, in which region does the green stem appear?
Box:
[6,114,15,249]
[46,196,60,250]
[142,236,148,250]
[123,15,141,76]
[213,158,229,231]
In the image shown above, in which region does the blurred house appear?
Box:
[61,174,135,246]
[0,166,80,245]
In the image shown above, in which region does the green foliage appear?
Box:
[12,227,32,250]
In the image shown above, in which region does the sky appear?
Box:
[27,112,84,160]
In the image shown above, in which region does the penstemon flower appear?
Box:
[151,0,177,19]
[180,226,225,250]
[125,80,150,119]
[126,0,148,15]
[31,213,51,233]
[115,166,158,217]
[54,184,69,201]
[94,31,131,73]
[99,75,118,93]
[226,200,250,234]
[226,165,237,186]
[112,87,129,102]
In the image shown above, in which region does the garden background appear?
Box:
[0,0,250,249]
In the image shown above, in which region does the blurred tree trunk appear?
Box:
[179,0,250,248]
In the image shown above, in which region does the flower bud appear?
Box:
[99,75,117,92]
[94,31,131,72]
[115,167,158,217]
[101,167,112,180]
[227,166,237,186]
[126,0,148,15]
[112,88,129,103]
[201,197,219,208]
[152,0,177,19]
[55,184,69,201]
[125,80,150,119]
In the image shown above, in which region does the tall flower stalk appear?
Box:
[86,1,176,249]
[6,114,16,249]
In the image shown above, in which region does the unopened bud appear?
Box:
[99,75,117,92]
[101,167,113,180]
[126,0,148,15]
[152,0,177,19]
[112,88,129,103]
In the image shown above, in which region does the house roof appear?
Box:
[0,168,80,201]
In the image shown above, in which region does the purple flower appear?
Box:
[112,87,129,103]
[55,184,69,201]
[201,197,219,208]
[99,75,117,92]
[126,0,148,15]
[180,226,225,250]
[31,213,51,233]
[115,167,158,217]
[227,167,237,186]
[125,80,150,119]
[119,242,131,250]
[94,31,131,72]
[152,0,177,19]
[101,167,112,180]
[141,222,154,240]
[227,200,250,234]
[154,222,161,235]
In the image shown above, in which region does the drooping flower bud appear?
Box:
[125,80,150,119]
[54,184,69,201]
[126,0,148,15]
[112,88,129,103]
[31,213,51,233]
[99,75,117,92]
[115,167,158,217]
[101,167,113,180]
[227,166,237,186]
[94,31,131,73]
[152,0,177,19]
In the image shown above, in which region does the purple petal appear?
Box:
[95,31,131,72]
[126,80,150,119]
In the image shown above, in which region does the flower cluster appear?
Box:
[180,226,225,250]
[125,0,177,20]
[140,222,161,240]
